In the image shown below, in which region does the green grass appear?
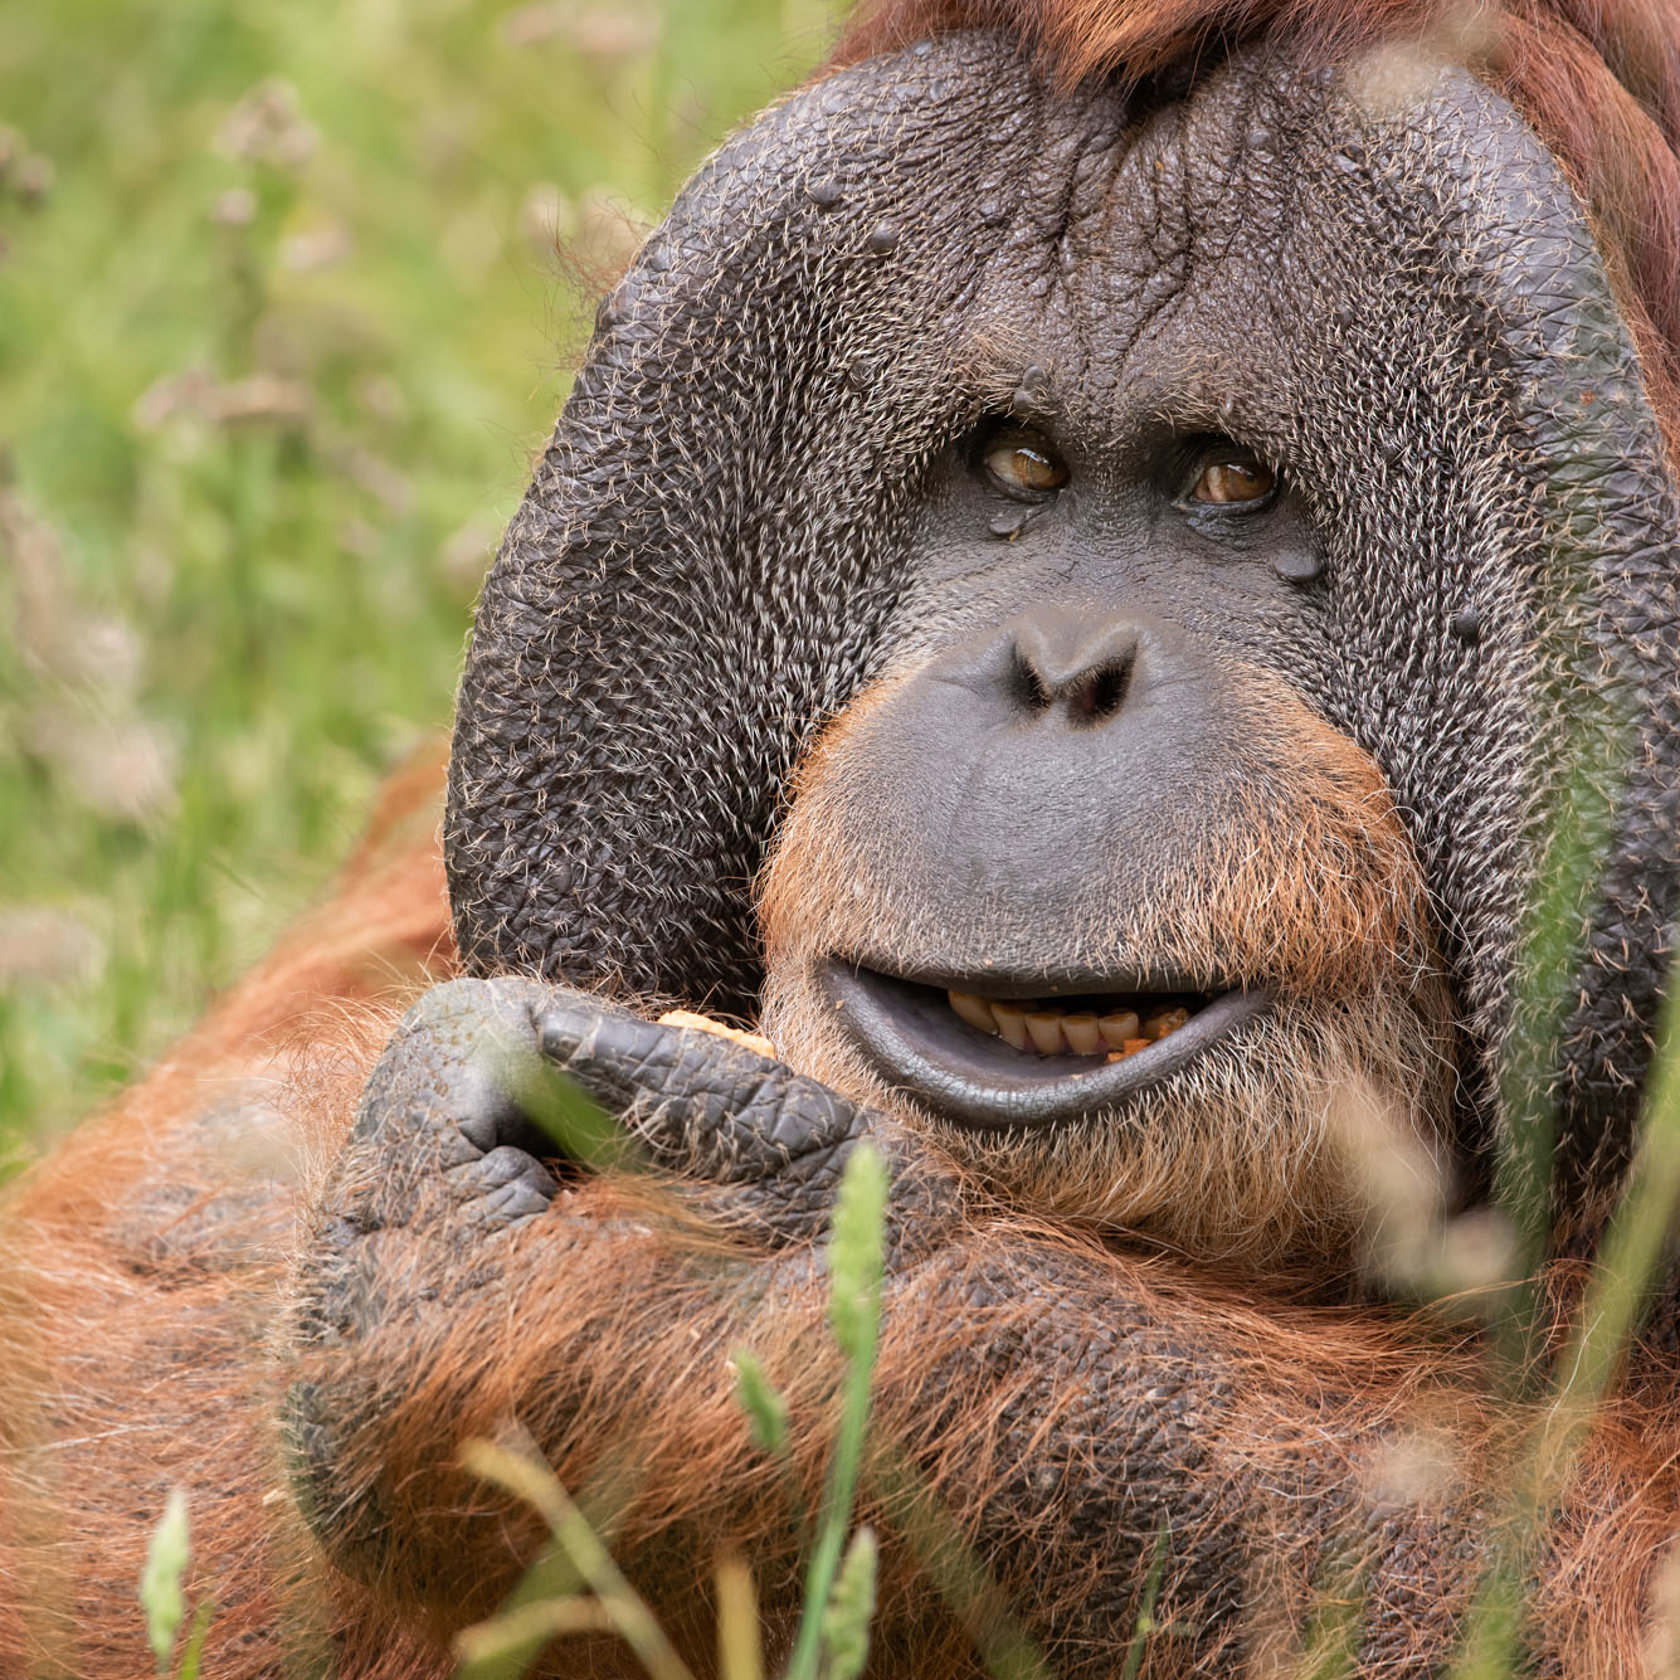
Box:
[0,0,830,1160]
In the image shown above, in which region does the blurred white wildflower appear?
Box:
[0,906,104,988]
[1431,1206,1518,1296]
[68,615,144,697]
[0,488,181,826]
[211,185,256,226]
[29,707,180,824]
[0,493,138,691]
[133,368,311,431]
[1347,10,1499,123]
[1645,1536,1680,1679]
[1367,1424,1459,1510]
[281,215,352,273]
[216,79,318,169]
[519,181,576,261]
[0,485,74,674]
[441,518,498,592]
[577,186,649,272]
[501,0,661,56]
[1326,1074,1449,1292]
[1327,1072,1519,1305]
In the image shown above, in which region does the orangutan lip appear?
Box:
[818,960,1272,1132]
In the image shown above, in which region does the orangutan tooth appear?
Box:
[1144,1006,1190,1040]
[992,1002,1030,1051]
[1062,1014,1103,1054]
[1026,1012,1067,1055]
[1097,1010,1141,1048]
[948,990,999,1035]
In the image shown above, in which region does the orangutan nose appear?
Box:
[1010,610,1140,725]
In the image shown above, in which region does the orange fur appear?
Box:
[0,753,1675,1674]
[293,1158,1680,1677]
[0,745,456,1676]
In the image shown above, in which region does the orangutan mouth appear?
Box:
[819,960,1272,1132]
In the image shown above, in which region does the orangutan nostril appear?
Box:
[1067,658,1130,723]
[1012,652,1052,714]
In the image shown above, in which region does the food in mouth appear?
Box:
[946,989,1193,1058]
[657,1008,775,1058]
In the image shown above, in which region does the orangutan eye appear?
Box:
[1184,453,1275,507]
[981,426,1069,499]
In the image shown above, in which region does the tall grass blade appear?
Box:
[784,1141,887,1680]
[139,1488,191,1675]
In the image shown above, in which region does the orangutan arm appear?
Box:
[282,980,1666,1676]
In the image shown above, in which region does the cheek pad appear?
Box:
[447,35,1029,1012]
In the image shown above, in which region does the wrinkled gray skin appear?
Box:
[289,30,1679,1672]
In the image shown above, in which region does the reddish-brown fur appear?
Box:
[4,1,1680,1671]
[1,760,1678,1675]
[0,748,457,1672]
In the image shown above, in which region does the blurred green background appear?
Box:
[0,0,831,1163]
